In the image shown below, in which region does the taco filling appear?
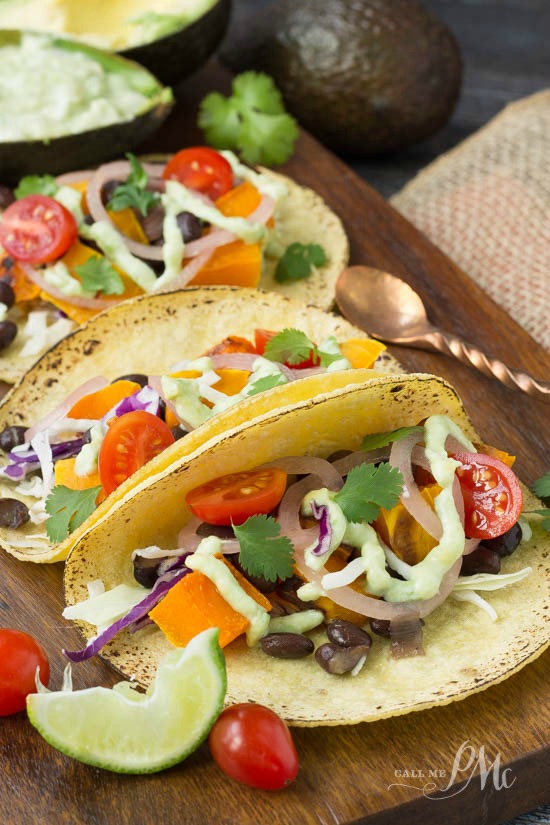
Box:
[0,147,348,382]
[0,327,384,553]
[63,413,531,676]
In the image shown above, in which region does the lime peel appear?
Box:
[27,628,226,774]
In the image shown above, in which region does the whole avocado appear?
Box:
[220,0,462,155]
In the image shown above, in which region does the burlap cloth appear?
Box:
[391,90,550,352]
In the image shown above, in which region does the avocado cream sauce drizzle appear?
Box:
[298,415,476,603]
[43,156,280,297]
[187,537,270,645]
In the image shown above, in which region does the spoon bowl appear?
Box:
[335,265,550,398]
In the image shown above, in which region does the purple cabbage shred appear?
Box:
[310,501,333,556]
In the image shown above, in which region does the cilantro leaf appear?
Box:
[15,175,58,199]
[334,462,404,524]
[263,328,316,366]
[233,514,295,582]
[361,426,424,452]
[45,485,102,543]
[246,374,287,396]
[528,509,550,532]
[198,71,299,167]
[75,255,125,296]
[274,242,327,283]
[532,471,550,501]
[107,153,159,217]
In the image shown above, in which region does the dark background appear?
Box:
[226,0,550,198]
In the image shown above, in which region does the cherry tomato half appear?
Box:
[209,703,299,790]
[0,195,78,264]
[452,452,523,539]
[98,411,175,495]
[254,329,320,369]
[0,628,50,716]
[162,147,234,200]
[186,467,288,526]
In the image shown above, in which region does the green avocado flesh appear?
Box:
[0,31,173,182]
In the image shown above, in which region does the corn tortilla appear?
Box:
[0,286,400,563]
[63,373,549,724]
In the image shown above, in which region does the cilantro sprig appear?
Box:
[15,174,58,199]
[74,256,125,296]
[198,71,299,167]
[274,242,327,283]
[107,153,159,217]
[261,328,341,369]
[233,514,295,582]
[334,463,404,524]
[45,485,102,543]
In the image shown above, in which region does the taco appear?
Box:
[0,147,349,383]
[62,373,549,725]
[0,285,399,564]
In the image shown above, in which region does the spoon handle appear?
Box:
[429,330,550,398]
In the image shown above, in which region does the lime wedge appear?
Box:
[27,628,226,774]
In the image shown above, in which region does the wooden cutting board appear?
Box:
[1,62,548,825]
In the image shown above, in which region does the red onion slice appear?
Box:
[86,160,166,261]
[21,264,115,310]
[156,249,214,292]
[390,435,442,539]
[210,353,258,371]
[25,376,109,443]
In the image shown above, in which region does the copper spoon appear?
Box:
[335,265,550,398]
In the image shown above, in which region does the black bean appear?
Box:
[133,555,164,588]
[315,642,370,675]
[0,320,17,351]
[0,425,27,452]
[0,498,30,528]
[261,633,314,659]
[369,618,391,638]
[176,211,203,243]
[158,398,167,422]
[171,426,186,441]
[326,619,372,649]
[102,180,120,203]
[0,280,15,309]
[481,523,522,557]
[196,522,235,540]
[112,373,149,387]
[327,449,353,462]
[0,186,15,210]
[81,429,93,445]
[461,546,501,575]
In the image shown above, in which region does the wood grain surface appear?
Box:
[1,62,549,825]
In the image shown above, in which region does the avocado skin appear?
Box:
[220,0,462,156]
[122,0,231,89]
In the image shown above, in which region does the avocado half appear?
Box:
[121,0,231,88]
[0,31,174,184]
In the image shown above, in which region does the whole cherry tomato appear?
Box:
[209,703,299,790]
[0,628,50,716]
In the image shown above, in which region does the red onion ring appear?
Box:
[390,434,442,539]
[20,264,115,310]
[86,160,166,261]
[25,376,109,443]
[210,353,258,371]
[157,249,214,291]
